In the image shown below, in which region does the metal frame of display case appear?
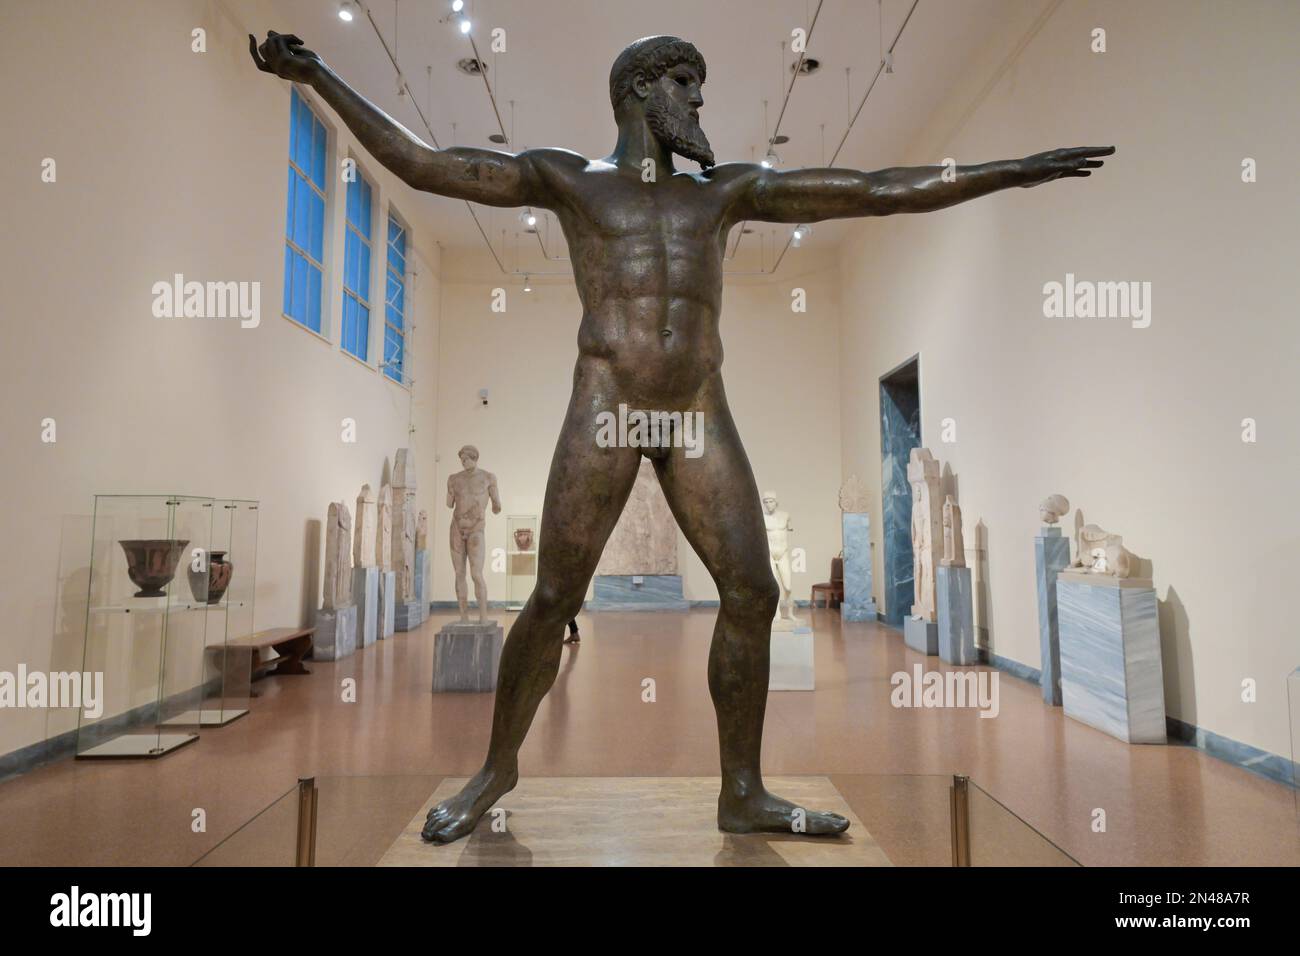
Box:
[76,494,215,758]
[506,514,538,611]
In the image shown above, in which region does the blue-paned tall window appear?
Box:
[342,170,373,360]
[383,214,407,383]
[284,89,328,334]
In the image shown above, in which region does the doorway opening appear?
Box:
[879,356,921,627]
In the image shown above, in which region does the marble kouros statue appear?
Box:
[1039,494,1070,527]
[838,474,871,514]
[323,501,353,609]
[251,28,1112,843]
[1070,523,1134,578]
[354,484,377,568]
[908,449,942,621]
[762,492,801,627]
[377,481,393,570]
[392,448,418,601]
[941,495,965,568]
[447,445,501,623]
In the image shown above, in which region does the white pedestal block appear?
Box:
[769,625,814,691]
[353,566,379,649]
[378,571,396,639]
[313,604,357,661]
[936,565,975,665]
[903,615,938,656]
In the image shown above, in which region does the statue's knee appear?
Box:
[719,574,779,621]
[531,580,582,624]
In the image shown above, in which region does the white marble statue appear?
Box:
[393,448,418,601]
[354,483,376,569]
[416,509,428,551]
[941,494,965,568]
[323,501,353,609]
[907,448,942,622]
[447,444,501,623]
[1070,523,1134,578]
[377,482,392,570]
[1039,494,1070,527]
[762,491,801,627]
[838,474,871,514]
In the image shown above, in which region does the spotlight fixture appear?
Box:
[519,209,538,232]
[773,134,790,145]
[790,57,821,76]
[455,58,488,77]
[523,275,533,293]
[791,223,813,247]
[488,133,508,144]
[761,147,780,169]
[452,0,464,11]
[459,18,472,34]
[338,1,355,22]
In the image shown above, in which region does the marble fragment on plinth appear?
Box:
[353,566,379,649]
[313,604,357,661]
[432,621,504,692]
[379,776,889,867]
[1035,528,1071,706]
[903,615,938,656]
[1058,574,1165,744]
[841,512,877,622]
[378,570,396,639]
[590,574,688,611]
[936,565,975,665]
[769,625,814,691]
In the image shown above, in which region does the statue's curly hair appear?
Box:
[609,35,707,110]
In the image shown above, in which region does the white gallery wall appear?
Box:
[0,0,441,756]
[837,0,1300,758]
[431,245,843,606]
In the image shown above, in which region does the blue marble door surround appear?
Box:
[879,358,921,627]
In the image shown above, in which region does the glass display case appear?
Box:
[184,498,259,727]
[76,495,215,758]
[506,514,538,610]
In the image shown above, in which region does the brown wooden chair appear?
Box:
[810,556,844,609]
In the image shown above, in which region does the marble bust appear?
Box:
[940,495,965,568]
[1070,523,1134,578]
[1039,494,1070,527]
[762,491,800,627]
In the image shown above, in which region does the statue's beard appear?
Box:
[645,89,715,168]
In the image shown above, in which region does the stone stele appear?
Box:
[323,500,354,609]
[838,474,871,514]
[393,448,418,601]
[355,483,377,569]
[377,481,393,570]
[908,448,942,622]
[940,494,966,568]
[596,458,678,575]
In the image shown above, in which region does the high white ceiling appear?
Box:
[263,0,1026,265]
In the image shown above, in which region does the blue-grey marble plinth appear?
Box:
[353,566,379,649]
[432,621,504,692]
[394,600,424,632]
[769,624,814,691]
[590,574,689,611]
[903,615,938,656]
[378,570,396,639]
[937,565,975,665]
[313,604,357,661]
[414,549,428,612]
[1035,528,1071,706]
[1059,575,1166,744]
[842,512,877,621]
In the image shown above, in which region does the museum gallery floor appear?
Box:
[0,610,1294,867]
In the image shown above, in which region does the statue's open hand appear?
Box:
[1020,146,1115,186]
[248,31,324,83]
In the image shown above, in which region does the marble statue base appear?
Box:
[353,566,379,649]
[413,549,428,612]
[313,604,357,661]
[590,574,689,611]
[936,565,975,665]
[432,620,504,693]
[395,599,425,632]
[769,625,814,691]
[841,511,877,622]
[1035,528,1071,705]
[903,615,938,656]
[1058,574,1165,744]
[378,570,396,639]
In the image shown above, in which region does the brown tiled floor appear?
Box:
[0,609,1296,866]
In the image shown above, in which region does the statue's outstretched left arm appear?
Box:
[488,475,502,515]
[738,147,1114,223]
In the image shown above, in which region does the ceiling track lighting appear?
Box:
[337,1,356,22]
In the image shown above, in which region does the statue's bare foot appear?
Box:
[422,765,518,844]
[717,787,849,836]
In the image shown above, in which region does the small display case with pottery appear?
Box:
[77,495,216,758]
[506,514,538,611]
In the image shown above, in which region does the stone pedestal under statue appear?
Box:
[395,599,424,632]
[769,622,814,691]
[1058,573,1165,744]
[414,549,429,614]
[313,604,357,661]
[1035,528,1071,705]
[841,512,877,622]
[590,574,689,611]
[903,615,938,656]
[936,565,975,665]
[378,570,396,639]
[432,620,504,692]
[353,566,379,649]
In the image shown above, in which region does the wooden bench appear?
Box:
[227,626,315,681]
